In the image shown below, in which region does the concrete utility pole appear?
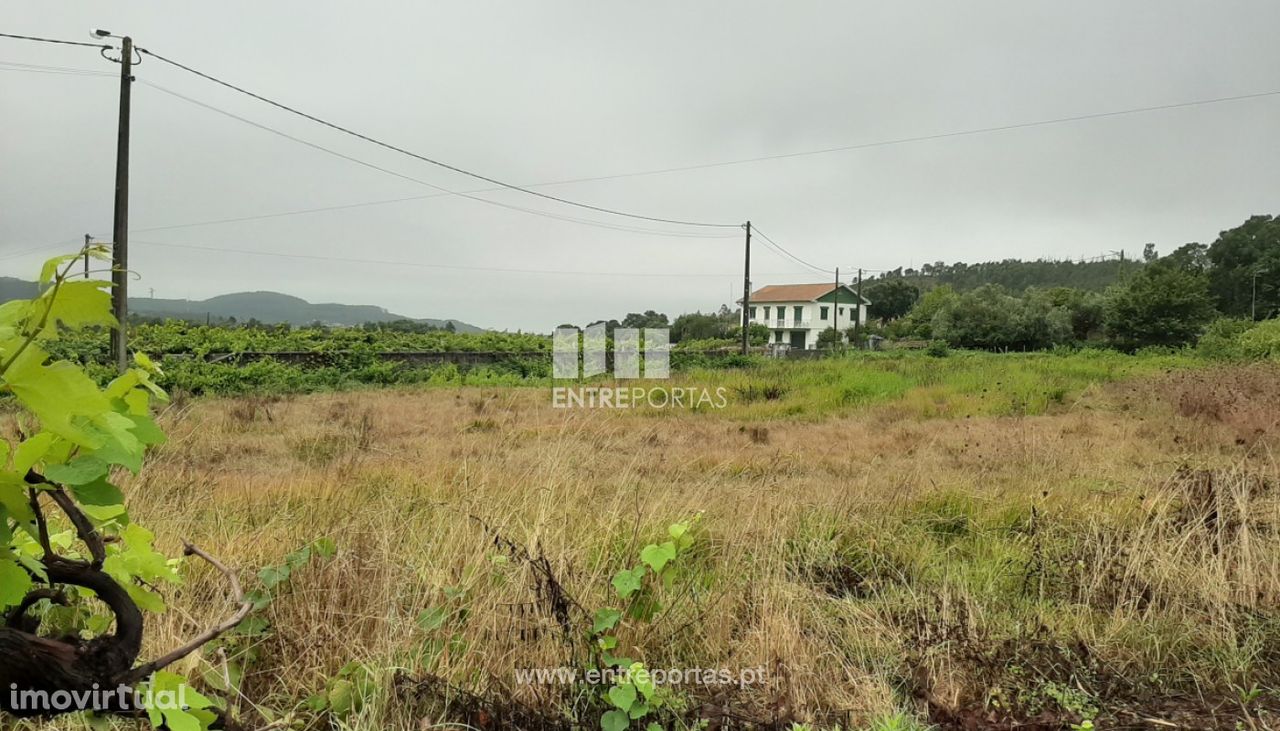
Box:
[833,267,840,337]
[741,221,751,355]
[855,267,864,342]
[1254,269,1270,321]
[109,33,133,374]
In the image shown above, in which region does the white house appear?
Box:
[740,282,870,350]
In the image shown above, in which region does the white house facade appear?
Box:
[741,282,870,350]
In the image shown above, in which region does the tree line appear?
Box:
[861,214,1278,351]
[565,214,1277,352]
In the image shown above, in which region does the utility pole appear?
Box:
[1253,269,1270,321]
[83,234,91,279]
[833,267,840,341]
[741,221,751,355]
[854,267,864,344]
[109,34,133,374]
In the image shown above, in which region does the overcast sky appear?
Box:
[3,1,1278,331]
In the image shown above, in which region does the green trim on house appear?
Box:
[815,284,868,304]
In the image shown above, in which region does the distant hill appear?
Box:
[0,278,483,332]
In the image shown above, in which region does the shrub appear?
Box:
[1196,318,1253,360]
[931,285,1072,350]
[816,328,843,349]
[1238,318,1280,359]
[901,284,956,338]
[1104,265,1216,350]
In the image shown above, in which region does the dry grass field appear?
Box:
[23,354,1280,730]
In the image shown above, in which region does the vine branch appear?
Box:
[122,541,251,684]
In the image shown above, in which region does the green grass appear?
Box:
[673,347,1201,420]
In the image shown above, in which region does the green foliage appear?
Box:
[726,322,770,347]
[1163,242,1210,274]
[1206,214,1280,318]
[141,671,218,731]
[205,539,338,722]
[670,310,733,343]
[1029,287,1105,342]
[867,712,933,731]
[592,517,700,730]
[924,339,950,358]
[44,318,768,395]
[0,251,207,726]
[1196,317,1254,360]
[900,284,956,338]
[865,279,920,322]
[931,285,1072,351]
[1103,265,1216,350]
[621,311,671,330]
[880,256,1143,293]
[816,328,844,348]
[46,319,550,360]
[304,661,382,721]
[1237,318,1280,359]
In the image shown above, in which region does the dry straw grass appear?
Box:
[26,361,1280,730]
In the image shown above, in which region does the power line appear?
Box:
[137,80,737,240]
[0,238,82,261]
[602,88,1280,175]
[0,32,111,49]
[0,60,113,76]
[130,238,814,279]
[749,225,835,276]
[13,30,1275,285]
[136,46,741,229]
[126,86,1280,236]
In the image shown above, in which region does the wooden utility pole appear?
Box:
[741,221,751,355]
[110,35,133,374]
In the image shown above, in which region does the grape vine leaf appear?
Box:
[143,671,217,731]
[593,607,623,634]
[0,558,34,610]
[606,683,636,710]
[601,709,630,731]
[639,542,677,574]
[611,565,646,599]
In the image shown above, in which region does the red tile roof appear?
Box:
[749,283,839,302]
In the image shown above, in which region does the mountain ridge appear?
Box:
[0,278,484,332]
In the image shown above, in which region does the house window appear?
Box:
[793,306,803,321]
[775,330,784,343]
[749,306,756,319]
[819,306,829,320]
[763,306,771,319]
[839,307,844,316]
